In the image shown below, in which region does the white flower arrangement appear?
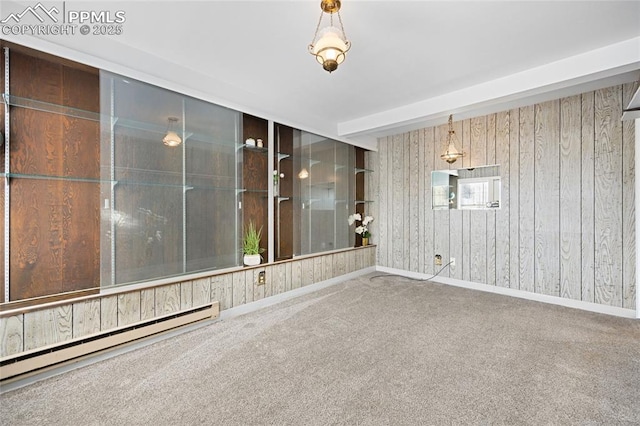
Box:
[348,213,373,238]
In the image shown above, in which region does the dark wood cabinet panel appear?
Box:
[355,147,366,247]
[7,49,100,302]
[242,114,269,262]
[275,124,294,259]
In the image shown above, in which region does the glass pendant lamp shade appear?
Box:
[163,117,182,147]
[163,130,182,147]
[440,115,465,164]
[309,0,351,73]
[311,26,350,72]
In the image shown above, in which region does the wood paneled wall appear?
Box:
[373,83,637,309]
[7,49,100,301]
[0,246,376,358]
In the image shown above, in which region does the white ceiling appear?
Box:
[3,0,640,149]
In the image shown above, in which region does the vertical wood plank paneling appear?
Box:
[462,119,471,281]
[140,289,155,321]
[347,250,356,273]
[509,108,520,289]
[534,100,560,297]
[264,265,274,297]
[0,315,24,357]
[271,263,285,295]
[314,256,324,282]
[418,129,426,273]
[100,295,118,329]
[72,299,100,338]
[392,134,404,269]
[622,82,637,310]
[323,253,334,280]
[301,258,314,286]
[232,271,246,306]
[434,124,450,276]
[155,283,181,316]
[211,274,231,310]
[594,86,623,306]
[291,259,302,289]
[560,95,583,300]
[496,110,510,287]
[252,268,264,300]
[192,277,211,307]
[245,269,258,302]
[24,305,72,350]
[377,137,388,267]
[424,128,435,274]
[117,291,141,327]
[449,119,464,279]
[581,93,596,302]
[486,113,497,286]
[409,130,420,272]
[354,249,363,271]
[369,246,377,267]
[403,133,411,270]
[470,116,487,283]
[180,281,193,310]
[285,261,293,291]
[519,105,536,293]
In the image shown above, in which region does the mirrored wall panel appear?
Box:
[432,165,501,210]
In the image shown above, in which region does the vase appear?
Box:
[362,237,369,246]
[243,254,261,266]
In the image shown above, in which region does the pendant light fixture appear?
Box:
[308,0,351,73]
[440,114,465,164]
[163,117,182,147]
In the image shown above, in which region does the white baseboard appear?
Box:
[375,266,638,319]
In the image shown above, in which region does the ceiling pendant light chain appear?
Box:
[337,9,349,47]
[310,10,324,47]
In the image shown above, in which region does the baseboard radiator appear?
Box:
[0,302,218,382]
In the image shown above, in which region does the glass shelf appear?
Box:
[272,150,350,170]
[4,94,238,150]
[276,152,290,162]
[242,145,268,154]
[3,172,240,192]
[354,167,374,174]
[3,94,102,121]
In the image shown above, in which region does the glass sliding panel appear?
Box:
[100,71,241,288]
[184,98,239,272]
[297,132,354,255]
[334,141,351,250]
[112,125,184,284]
[113,180,183,284]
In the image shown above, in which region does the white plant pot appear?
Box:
[244,254,261,266]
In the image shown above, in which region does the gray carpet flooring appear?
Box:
[1,273,639,425]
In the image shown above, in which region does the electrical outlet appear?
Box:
[435,254,442,266]
[450,257,456,267]
[258,271,266,285]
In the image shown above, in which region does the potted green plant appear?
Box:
[243,220,265,266]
